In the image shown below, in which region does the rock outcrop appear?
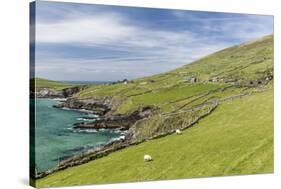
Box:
[53,98,112,115]
[62,86,82,97]
[33,86,85,98]
[73,106,154,130]
[35,88,65,98]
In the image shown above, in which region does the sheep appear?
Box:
[144,154,152,162]
[175,129,182,135]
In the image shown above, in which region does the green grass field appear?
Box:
[37,90,273,187]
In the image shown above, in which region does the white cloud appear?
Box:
[36,13,136,44]
[35,10,273,81]
[36,12,199,50]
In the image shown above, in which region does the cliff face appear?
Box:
[54,98,112,115]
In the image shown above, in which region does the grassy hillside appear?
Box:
[36,34,273,187]
[32,78,77,90]
[37,90,273,187]
[74,35,273,115]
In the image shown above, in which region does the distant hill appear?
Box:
[31,78,78,90]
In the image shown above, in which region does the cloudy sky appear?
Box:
[34,1,273,81]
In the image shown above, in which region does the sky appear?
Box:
[34,1,273,82]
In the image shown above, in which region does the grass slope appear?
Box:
[74,35,273,115]
[37,90,273,187]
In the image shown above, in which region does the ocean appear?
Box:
[32,98,122,172]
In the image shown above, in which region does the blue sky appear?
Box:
[34,1,273,81]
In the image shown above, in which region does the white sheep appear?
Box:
[175,129,182,135]
[144,154,152,162]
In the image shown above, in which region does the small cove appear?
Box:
[32,98,122,172]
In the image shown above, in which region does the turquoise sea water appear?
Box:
[33,99,121,172]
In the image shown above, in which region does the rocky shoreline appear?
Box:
[73,106,153,130]
[32,86,156,179]
[53,98,112,116]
